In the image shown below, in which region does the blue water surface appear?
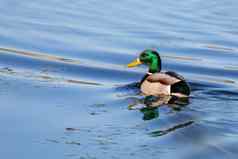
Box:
[0,0,238,158]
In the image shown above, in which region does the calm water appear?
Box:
[0,0,238,158]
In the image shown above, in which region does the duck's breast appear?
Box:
[140,80,170,96]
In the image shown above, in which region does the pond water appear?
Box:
[0,0,238,158]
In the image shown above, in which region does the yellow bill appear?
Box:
[127,58,142,68]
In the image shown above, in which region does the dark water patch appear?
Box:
[65,127,81,132]
[65,141,81,146]
[46,138,81,146]
[149,120,194,137]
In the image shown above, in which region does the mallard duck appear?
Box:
[127,49,190,98]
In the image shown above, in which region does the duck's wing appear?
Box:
[164,71,185,81]
[146,72,181,85]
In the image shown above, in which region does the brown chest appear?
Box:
[140,80,171,96]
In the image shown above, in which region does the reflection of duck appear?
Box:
[127,49,190,98]
[128,95,189,109]
[128,95,189,120]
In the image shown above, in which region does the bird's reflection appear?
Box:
[128,95,190,120]
[140,107,159,120]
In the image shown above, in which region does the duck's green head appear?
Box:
[127,49,161,73]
